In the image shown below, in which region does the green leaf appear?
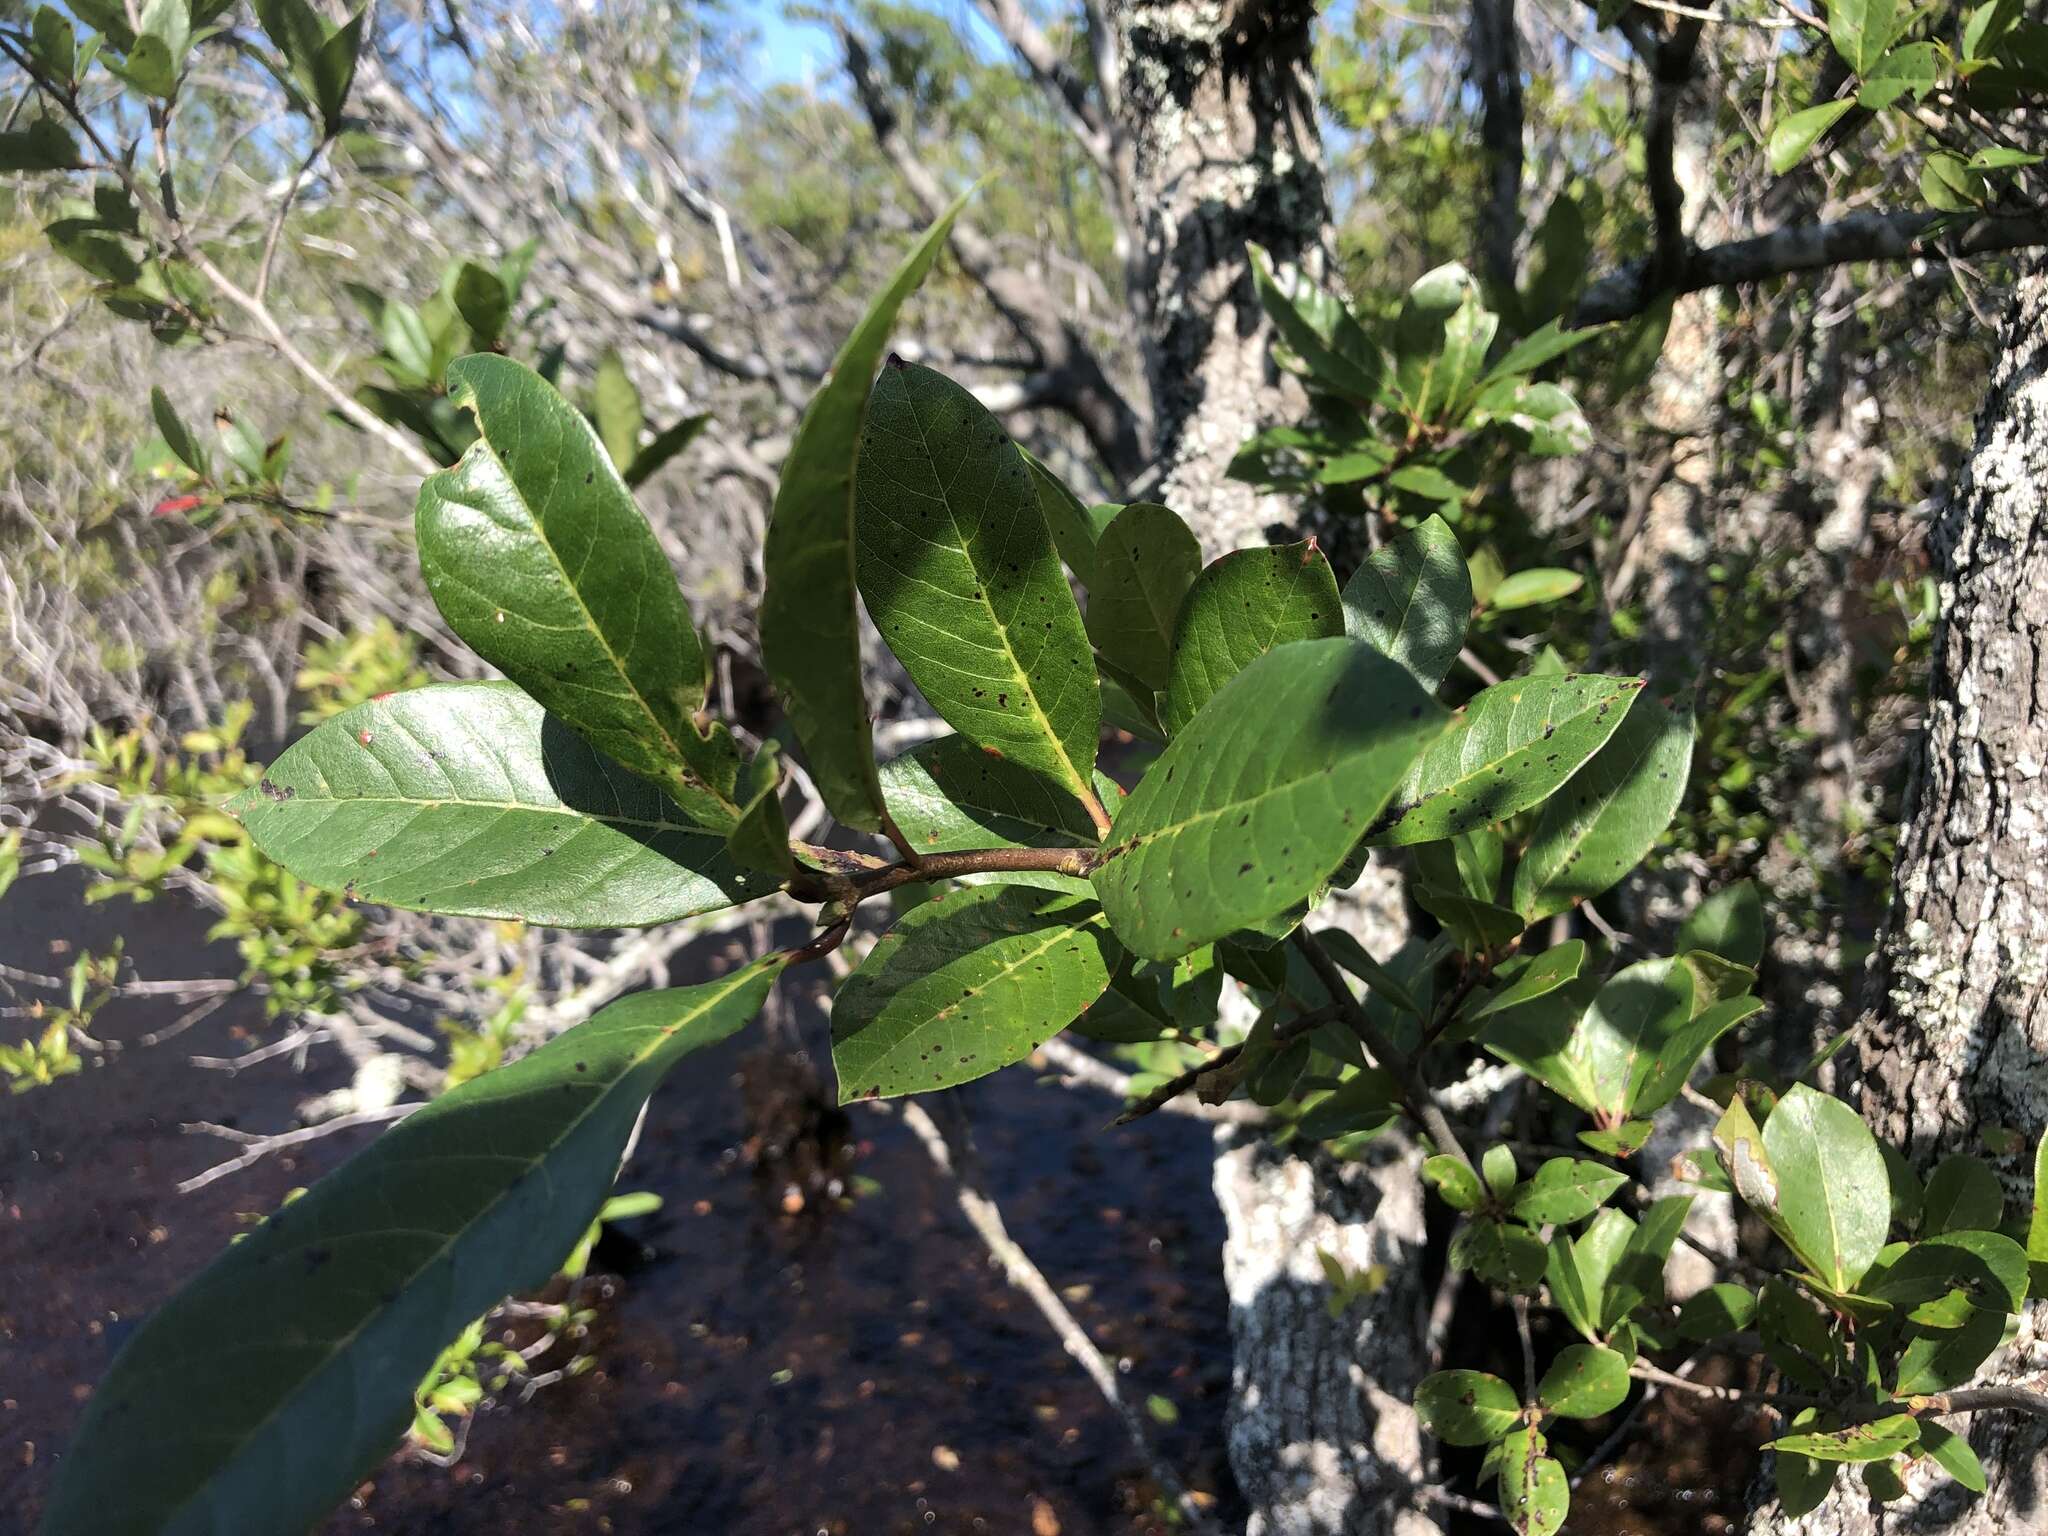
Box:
[830,885,1117,1100]
[625,412,710,489]
[1536,1343,1629,1418]
[1768,1416,1920,1465]
[1484,318,1600,384]
[1488,568,1583,611]
[1719,1084,1889,1292]
[760,186,974,832]
[0,118,81,172]
[878,734,1109,891]
[1678,880,1766,967]
[232,683,761,926]
[1452,1217,1549,1290]
[416,354,740,828]
[1768,99,1855,175]
[726,743,796,879]
[451,261,511,348]
[1895,1303,2006,1394]
[1921,1154,2003,1235]
[1416,885,1524,953]
[1858,41,1939,108]
[31,8,78,85]
[1162,541,1342,735]
[1369,674,1644,847]
[1394,264,1495,424]
[1483,1143,1519,1199]
[150,385,207,478]
[1866,1230,2028,1314]
[253,0,324,78]
[1470,943,1586,1028]
[139,0,188,63]
[1773,1411,1838,1516]
[855,362,1101,810]
[1424,1153,1485,1212]
[1513,1158,1628,1225]
[38,963,778,1536]
[2030,1129,2048,1266]
[1497,1425,1569,1536]
[1087,502,1204,696]
[1093,638,1445,960]
[1340,514,1471,692]
[1021,449,1100,588]
[308,6,364,132]
[1631,994,1762,1117]
[1921,151,1982,213]
[1828,0,1899,74]
[1917,1421,1987,1493]
[592,351,643,469]
[1414,1370,1522,1445]
[1247,242,1382,402]
[1479,974,1603,1112]
[1579,1119,1655,1157]
[1677,1282,1759,1342]
[107,31,178,96]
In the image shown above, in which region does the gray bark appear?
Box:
[1746,265,2048,1535]
[1106,0,1333,553]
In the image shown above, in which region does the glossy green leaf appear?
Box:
[1087,502,1204,696]
[1719,1084,1889,1292]
[416,354,740,828]
[1918,1421,1987,1493]
[1483,1144,1519,1199]
[1340,514,1471,692]
[1631,994,1761,1116]
[1513,1158,1628,1225]
[1578,957,1694,1118]
[726,743,796,878]
[1679,880,1766,967]
[108,31,177,96]
[1579,1119,1654,1157]
[855,362,1101,809]
[1921,1154,2004,1236]
[1295,1067,1400,1142]
[1497,1425,1569,1536]
[877,734,1110,893]
[1768,1416,1919,1465]
[1424,1153,1485,1212]
[1513,691,1692,921]
[1828,0,1898,73]
[760,187,973,831]
[1248,242,1382,402]
[1414,1370,1521,1445]
[1536,1344,1629,1418]
[1866,1230,2028,1314]
[1470,941,1585,1023]
[2030,1129,2048,1266]
[1767,99,1854,175]
[1858,41,1939,107]
[1369,674,1644,847]
[1162,541,1342,735]
[231,684,760,927]
[1677,1282,1759,1342]
[31,9,77,85]
[39,963,778,1536]
[1093,638,1445,959]
[150,385,207,477]
[830,885,1117,1100]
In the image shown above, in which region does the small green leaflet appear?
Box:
[1535,1343,1629,1418]
[727,742,796,878]
[1470,940,1585,1023]
[38,963,779,1536]
[1087,502,1204,697]
[1497,1425,1569,1536]
[1715,1085,1889,1293]
[1768,100,1854,175]
[592,350,643,468]
[232,683,761,928]
[1093,638,1446,960]
[855,362,1102,813]
[1023,448,1101,588]
[1827,0,1899,75]
[830,885,1117,1100]
[1512,1158,1627,1226]
[1247,241,1383,402]
[416,355,741,829]
[759,186,974,832]
[1341,514,1471,692]
[1369,674,1643,846]
[1678,880,1766,967]
[1162,540,1342,734]
[1766,1415,1920,1465]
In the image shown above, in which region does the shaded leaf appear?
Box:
[1340,514,1471,692]
[625,412,711,489]
[1489,568,1583,611]
[1452,1218,1548,1289]
[1536,1344,1629,1418]
[151,385,207,477]
[0,118,81,171]
[1470,941,1586,1023]
[877,734,1110,893]
[1022,448,1100,588]
[1163,541,1342,734]
[1424,1154,1485,1212]
[39,964,778,1536]
[726,743,796,878]
[830,885,1117,1100]
[1678,880,1766,967]
[760,187,974,831]
[1087,502,1204,696]
[1921,1154,2003,1236]
[1677,1283,1759,1342]
[1248,242,1382,402]
[592,351,643,469]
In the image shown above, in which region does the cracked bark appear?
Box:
[1106,0,1333,553]
[1744,264,2048,1535]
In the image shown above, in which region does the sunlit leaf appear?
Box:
[1163,540,1342,734]
[1341,514,1471,692]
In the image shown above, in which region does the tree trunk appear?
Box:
[1102,10,1437,1528]
[1106,0,1333,553]
[1746,264,2048,1534]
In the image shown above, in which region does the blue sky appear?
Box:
[745,0,1007,86]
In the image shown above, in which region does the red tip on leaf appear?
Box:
[153,495,205,518]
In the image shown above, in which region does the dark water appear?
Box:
[1,873,1239,1535]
